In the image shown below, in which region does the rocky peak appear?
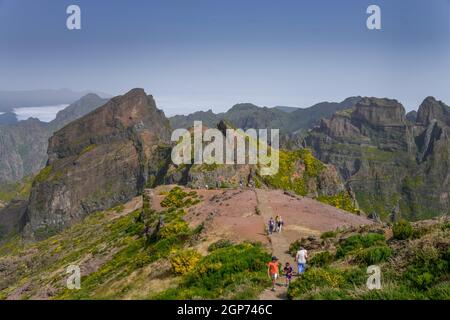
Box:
[228,103,260,112]
[48,88,169,162]
[24,88,171,239]
[352,97,407,127]
[51,93,107,130]
[0,111,18,125]
[406,110,418,123]
[416,96,450,126]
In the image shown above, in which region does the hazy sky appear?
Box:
[0,0,449,115]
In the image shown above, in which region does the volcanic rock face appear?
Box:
[306,97,449,221]
[24,89,171,238]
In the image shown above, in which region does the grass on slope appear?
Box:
[0,186,272,300]
[287,219,450,300]
[0,176,33,204]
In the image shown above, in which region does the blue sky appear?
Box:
[0,0,449,115]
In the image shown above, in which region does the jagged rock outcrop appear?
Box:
[306,97,449,221]
[416,96,450,126]
[23,89,171,239]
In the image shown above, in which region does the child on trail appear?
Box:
[268,217,275,235]
[296,247,308,274]
[283,262,293,287]
[267,256,279,291]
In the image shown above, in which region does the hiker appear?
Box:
[283,262,294,287]
[275,215,281,232]
[296,247,308,274]
[267,256,279,291]
[268,217,275,235]
[277,216,284,233]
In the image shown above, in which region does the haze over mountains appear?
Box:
[0,89,111,113]
[0,94,108,183]
[169,97,362,135]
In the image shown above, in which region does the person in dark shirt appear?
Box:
[283,262,294,287]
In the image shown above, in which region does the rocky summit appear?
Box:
[23,89,171,239]
[306,97,449,221]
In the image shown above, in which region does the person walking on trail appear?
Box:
[275,215,280,232]
[267,256,279,291]
[268,217,275,235]
[296,247,308,275]
[277,216,284,233]
[283,262,294,287]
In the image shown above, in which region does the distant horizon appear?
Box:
[1,88,446,121]
[1,87,447,116]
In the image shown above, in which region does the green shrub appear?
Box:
[355,246,392,265]
[404,246,449,290]
[208,239,233,252]
[316,192,360,214]
[336,233,386,258]
[321,230,338,239]
[170,249,202,275]
[261,149,324,197]
[310,251,335,267]
[158,219,190,239]
[160,187,199,209]
[133,250,152,268]
[287,268,345,299]
[157,243,271,299]
[392,220,413,240]
[342,267,367,286]
[361,284,426,300]
[412,225,433,239]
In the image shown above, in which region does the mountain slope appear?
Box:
[0,185,372,300]
[0,94,107,185]
[306,97,449,221]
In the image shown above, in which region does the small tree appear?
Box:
[393,220,413,240]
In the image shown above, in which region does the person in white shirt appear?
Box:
[295,247,308,274]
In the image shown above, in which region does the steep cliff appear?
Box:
[24,89,171,239]
[306,97,449,221]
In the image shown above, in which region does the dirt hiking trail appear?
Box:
[256,189,294,300]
